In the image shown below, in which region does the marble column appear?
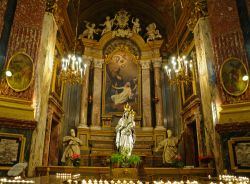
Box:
[91,58,103,129]
[140,60,153,130]
[193,17,223,173]
[78,56,91,128]
[28,13,57,176]
[152,57,164,129]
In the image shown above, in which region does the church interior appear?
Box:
[0,0,250,183]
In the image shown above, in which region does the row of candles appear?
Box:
[63,175,249,184]
[0,178,34,183]
[218,175,249,183]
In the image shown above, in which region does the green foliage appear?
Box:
[110,153,123,164]
[128,155,141,167]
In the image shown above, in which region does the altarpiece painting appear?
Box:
[102,46,141,116]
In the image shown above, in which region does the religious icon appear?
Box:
[6,52,34,92]
[103,46,140,115]
[220,58,249,96]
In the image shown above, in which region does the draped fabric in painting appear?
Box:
[103,47,140,116]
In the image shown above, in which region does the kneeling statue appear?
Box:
[154,129,184,165]
[61,129,82,166]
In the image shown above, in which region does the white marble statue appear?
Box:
[146,22,162,42]
[61,129,82,166]
[100,16,114,35]
[79,22,98,40]
[131,18,141,34]
[115,103,136,157]
[154,129,184,164]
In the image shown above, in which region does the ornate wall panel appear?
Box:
[212,31,250,104]
[0,0,45,101]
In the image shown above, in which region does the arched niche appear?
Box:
[81,32,163,127]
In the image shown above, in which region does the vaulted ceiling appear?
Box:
[67,0,184,41]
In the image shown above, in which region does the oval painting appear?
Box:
[220,58,249,96]
[6,52,34,92]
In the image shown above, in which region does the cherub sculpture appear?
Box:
[79,22,99,40]
[100,16,114,35]
[146,23,162,42]
[131,18,141,34]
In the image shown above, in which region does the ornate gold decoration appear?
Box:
[46,0,64,27]
[187,0,208,31]
[124,103,131,112]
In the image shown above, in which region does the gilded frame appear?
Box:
[51,45,64,102]
[6,52,34,92]
[102,46,141,118]
[220,57,249,96]
[228,137,250,173]
[0,133,26,170]
[180,41,197,105]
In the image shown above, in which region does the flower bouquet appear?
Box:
[171,154,184,168]
[71,153,81,167]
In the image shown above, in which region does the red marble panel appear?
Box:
[0,0,8,38]
[208,0,250,104]
[0,0,46,100]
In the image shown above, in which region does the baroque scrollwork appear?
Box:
[46,0,64,27]
[187,0,208,31]
[103,38,140,57]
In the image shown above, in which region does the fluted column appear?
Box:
[78,56,92,128]
[91,58,103,129]
[140,60,153,130]
[153,57,164,129]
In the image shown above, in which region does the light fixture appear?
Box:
[60,0,87,84]
[164,1,193,85]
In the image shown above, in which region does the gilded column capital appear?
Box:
[82,55,92,65]
[93,58,104,68]
[140,60,151,70]
[152,57,162,68]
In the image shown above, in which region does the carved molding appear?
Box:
[152,57,162,68]
[215,122,250,134]
[0,117,37,130]
[140,60,151,70]
[93,59,104,68]
[187,0,208,31]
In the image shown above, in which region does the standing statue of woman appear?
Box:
[154,129,184,165]
[61,129,82,166]
[115,104,136,156]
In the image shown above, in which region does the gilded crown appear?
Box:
[129,109,136,117]
[124,103,131,112]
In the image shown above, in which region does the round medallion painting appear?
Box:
[220,58,249,96]
[6,52,34,92]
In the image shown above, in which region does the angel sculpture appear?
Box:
[146,23,162,42]
[131,18,141,34]
[79,22,99,40]
[100,16,114,35]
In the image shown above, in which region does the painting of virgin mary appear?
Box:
[103,49,140,115]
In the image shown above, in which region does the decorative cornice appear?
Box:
[215,122,250,134]
[187,0,208,31]
[0,117,37,130]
